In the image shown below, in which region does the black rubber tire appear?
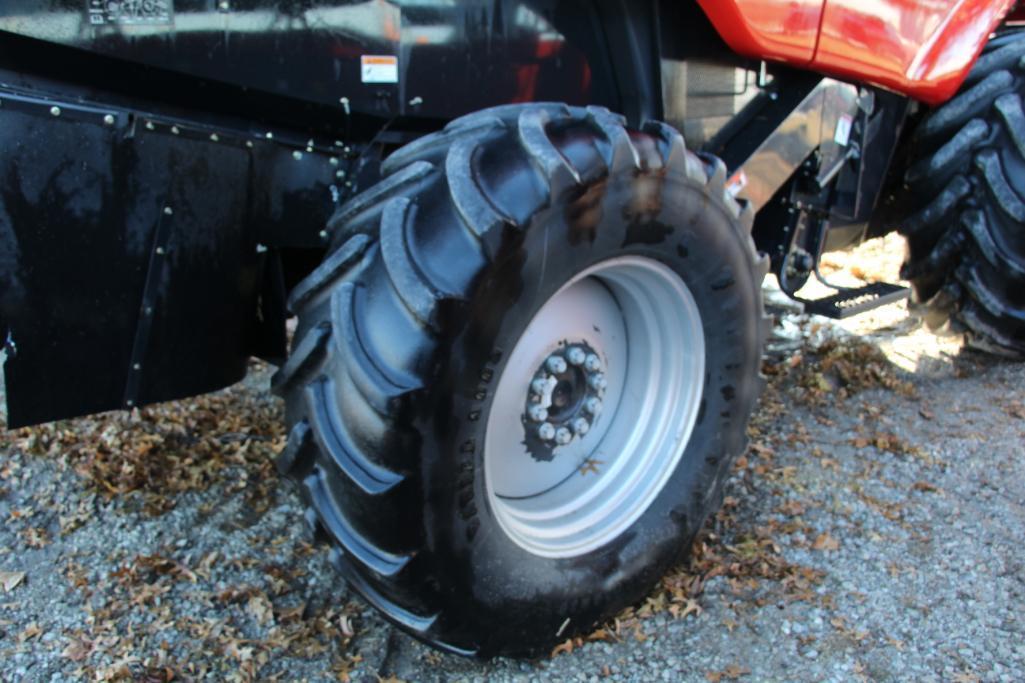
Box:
[897,30,1025,357]
[271,103,768,656]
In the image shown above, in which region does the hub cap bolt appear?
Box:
[555,427,573,445]
[566,346,586,366]
[588,372,607,391]
[584,353,601,372]
[528,404,548,423]
[571,417,590,436]
[538,422,556,441]
[545,355,568,374]
[584,397,602,416]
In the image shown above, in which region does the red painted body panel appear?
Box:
[696,0,825,64]
[814,0,1018,103]
[698,0,1018,104]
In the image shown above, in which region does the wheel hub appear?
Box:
[484,256,705,558]
[524,342,606,453]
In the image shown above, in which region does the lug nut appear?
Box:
[571,418,590,436]
[528,405,548,423]
[555,427,573,445]
[545,355,567,374]
[538,422,556,441]
[588,373,607,391]
[566,346,586,366]
[584,397,602,416]
[584,353,601,372]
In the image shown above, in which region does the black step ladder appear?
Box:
[794,281,909,319]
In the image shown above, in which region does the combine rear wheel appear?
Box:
[272,103,768,656]
[899,30,1025,357]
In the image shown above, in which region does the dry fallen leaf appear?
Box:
[812,533,840,551]
[550,637,579,658]
[246,592,274,626]
[0,570,26,592]
[18,622,43,643]
[706,664,751,682]
[338,614,355,638]
[61,637,95,662]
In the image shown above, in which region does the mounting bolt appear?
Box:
[292,150,303,160]
[209,133,220,142]
[319,230,329,240]
[126,400,134,407]
[571,418,590,436]
[555,427,573,445]
[588,373,607,391]
[566,346,586,366]
[528,404,548,423]
[545,355,567,374]
[265,131,274,140]
[170,125,180,135]
[218,0,229,9]
[538,422,556,441]
[163,206,173,216]
[584,397,602,416]
[584,353,601,372]
[103,114,115,126]
[133,363,142,371]
[145,121,155,130]
[329,157,339,166]
[530,377,550,396]
[49,106,61,117]
[155,246,165,255]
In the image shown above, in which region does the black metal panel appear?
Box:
[1,96,146,425]
[0,0,615,122]
[0,1,669,427]
[0,79,346,427]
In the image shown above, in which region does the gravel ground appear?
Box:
[1,236,1023,682]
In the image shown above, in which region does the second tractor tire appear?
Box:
[898,30,1025,357]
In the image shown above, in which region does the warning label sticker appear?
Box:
[726,170,748,198]
[361,55,399,84]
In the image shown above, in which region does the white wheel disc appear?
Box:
[483,256,706,558]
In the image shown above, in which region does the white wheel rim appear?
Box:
[483,256,706,558]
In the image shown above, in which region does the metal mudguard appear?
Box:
[0,77,344,427]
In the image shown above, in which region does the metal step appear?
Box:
[795,282,910,319]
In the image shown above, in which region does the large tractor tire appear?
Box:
[898,30,1025,357]
[271,103,767,656]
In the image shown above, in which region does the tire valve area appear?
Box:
[522,341,605,461]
